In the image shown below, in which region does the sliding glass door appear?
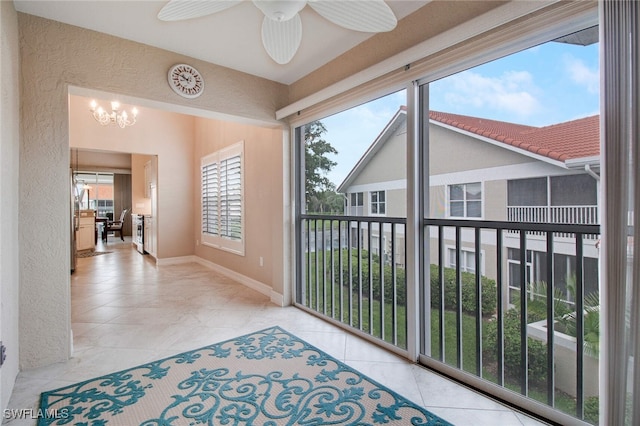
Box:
[293,4,609,424]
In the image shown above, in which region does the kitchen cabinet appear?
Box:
[143,214,156,257]
[144,158,157,199]
[76,210,95,251]
[144,160,151,198]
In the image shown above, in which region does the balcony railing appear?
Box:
[508,205,598,225]
[507,205,599,240]
[296,213,601,424]
[424,218,600,423]
[297,214,407,349]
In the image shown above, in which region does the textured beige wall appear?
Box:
[0,0,21,410]
[18,13,288,369]
[193,119,284,297]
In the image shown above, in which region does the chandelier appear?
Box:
[89,100,138,128]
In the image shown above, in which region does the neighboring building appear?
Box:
[337,108,600,305]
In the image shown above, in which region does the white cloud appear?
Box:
[563,54,599,94]
[436,70,541,117]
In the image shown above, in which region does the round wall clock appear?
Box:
[168,63,204,99]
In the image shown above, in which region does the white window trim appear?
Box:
[447,182,483,219]
[349,191,364,216]
[369,190,386,217]
[201,140,245,256]
[446,245,485,275]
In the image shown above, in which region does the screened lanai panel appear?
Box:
[422,21,601,425]
[295,90,409,353]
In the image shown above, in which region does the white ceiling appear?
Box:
[13,0,429,85]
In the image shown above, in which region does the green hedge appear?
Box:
[429,264,498,316]
[483,308,548,386]
[330,249,407,306]
[324,253,499,314]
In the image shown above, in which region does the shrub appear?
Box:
[583,396,599,425]
[429,264,498,316]
[332,249,407,306]
[483,308,548,386]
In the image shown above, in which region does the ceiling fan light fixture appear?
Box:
[253,0,306,22]
[158,0,398,65]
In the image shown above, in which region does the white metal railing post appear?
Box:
[405,80,422,362]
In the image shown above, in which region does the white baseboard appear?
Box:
[155,255,198,266]
[156,255,285,306]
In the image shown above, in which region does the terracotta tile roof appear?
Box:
[429,111,600,162]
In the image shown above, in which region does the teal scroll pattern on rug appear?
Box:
[39,326,453,425]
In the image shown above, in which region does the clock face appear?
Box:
[168,64,204,99]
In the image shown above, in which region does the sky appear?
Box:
[319,38,600,187]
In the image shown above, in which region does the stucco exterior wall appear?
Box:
[352,128,407,186]
[485,180,507,221]
[430,124,533,175]
[18,12,288,369]
[385,188,407,218]
[0,0,21,411]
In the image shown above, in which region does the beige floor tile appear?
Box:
[5,237,547,426]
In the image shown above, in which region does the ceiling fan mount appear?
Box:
[253,0,306,22]
[158,0,398,65]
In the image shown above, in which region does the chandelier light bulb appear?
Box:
[89,100,138,128]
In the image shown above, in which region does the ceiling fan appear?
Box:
[158,0,397,65]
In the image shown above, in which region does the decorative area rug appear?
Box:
[76,251,112,258]
[39,326,452,425]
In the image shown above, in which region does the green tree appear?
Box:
[308,190,344,214]
[304,121,340,213]
[305,121,337,193]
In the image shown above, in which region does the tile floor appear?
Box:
[4,238,548,425]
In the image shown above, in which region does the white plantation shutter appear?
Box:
[220,155,242,240]
[202,162,219,236]
[201,141,244,255]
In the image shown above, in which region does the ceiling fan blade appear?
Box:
[158,0,241,21]
[261,14,302,65]
[309,0,397,32]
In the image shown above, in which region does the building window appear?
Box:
[507,248,599,307]
[448,248,482,274]
[508,177,547,206]
[349,192,364,216]
[508,175,597,207]
[448,182,481,218]
[74,172,114,218]
[201,141,244,255]
[370,190,386,215]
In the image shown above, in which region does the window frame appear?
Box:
[201,140,245,256]
[447,182,483,218]
[446,246,484,275]
[349,192,364,216]
[369,190,386,216]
